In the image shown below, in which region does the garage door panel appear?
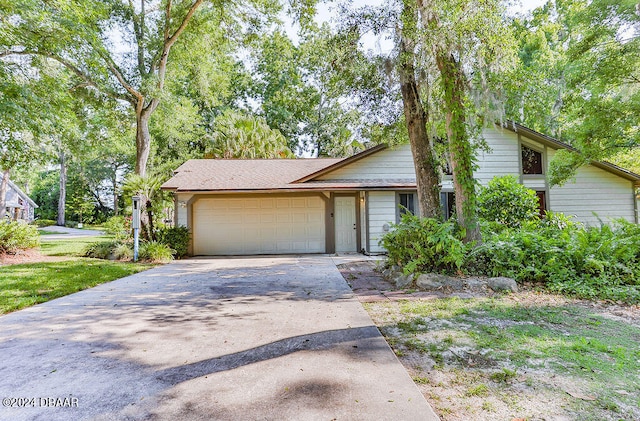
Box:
[193,195,325,255]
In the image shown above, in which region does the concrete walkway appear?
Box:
[39,225,104,240]
[0,256,438,421]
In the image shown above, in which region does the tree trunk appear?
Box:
[0,169,9,219]
[112,174,118,216]
[135,108,151,177]
[436,51,481,243]
[57,148,67,226]
[398,1,441,218]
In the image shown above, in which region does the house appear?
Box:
[162,122,640,256]
[2,176,38,223]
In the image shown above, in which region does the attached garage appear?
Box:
[192,194,327,255]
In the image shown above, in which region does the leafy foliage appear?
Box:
[477,175,539,228]
[205,110,294,159]
[157,226,190,258]
[84,240,122,260]
[139,241,174,263]
[469,217,640,302]
[102,216,131,241]
[380,213,467,274]
[0,222,40,253]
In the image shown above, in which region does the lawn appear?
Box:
[40,236,111,257]
[0,259,153,313]
[365,295,640,421]
[0,237,154,314]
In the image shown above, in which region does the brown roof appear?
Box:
[161,158,343,192]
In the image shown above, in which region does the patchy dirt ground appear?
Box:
[338,260,640,421]
[0,249,69,266]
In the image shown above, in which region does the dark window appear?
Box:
[521,145,543,175]
[399,193,415,216]
[536,191,546,218]
[440,192,456,220]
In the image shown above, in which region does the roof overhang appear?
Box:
[501,121,640,185]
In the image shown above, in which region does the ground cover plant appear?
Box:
[380,176,640,303]
[363,294,640,421]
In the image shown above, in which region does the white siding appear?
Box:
[367,191,396,253]
[318,145,416,180]
[176,193,193,227]
[548,148,635,225]
[476,127,521,185]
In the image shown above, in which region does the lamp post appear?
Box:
[132,196,141,262]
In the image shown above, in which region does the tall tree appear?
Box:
[504,0,640,185]
[397,0,441,218]
[413,0,515,242]
[1,0,216,176]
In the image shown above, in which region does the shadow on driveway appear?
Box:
[0,256,438,421]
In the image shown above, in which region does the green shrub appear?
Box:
[380,213,467,274]
[139,241,173,263]
[0,221,40,253]
[33,219,56,228]
[84,240,122,259]
[102,216,131,241]
[156,226,190,258]
[477,175,539,228]
[113,243,133,261]
[468,216,640,302]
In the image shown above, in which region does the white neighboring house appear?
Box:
[162,122,640,256]
[2,176,38,223]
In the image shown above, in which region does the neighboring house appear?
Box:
[2,177,38,223]
[162,122,640,256]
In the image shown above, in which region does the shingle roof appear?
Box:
[161,158,343,192]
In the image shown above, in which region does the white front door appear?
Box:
[335,196,357,252]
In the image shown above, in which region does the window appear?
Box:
[440,192,455,220]
[521,145,543,175]
[398,193,415,216]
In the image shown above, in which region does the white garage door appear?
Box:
[193,195,326,255]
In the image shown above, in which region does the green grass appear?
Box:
[37,230,65,235]
[0,259,153,314]
[40,236,111,257]
[0,236,155,314]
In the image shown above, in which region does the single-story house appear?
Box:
[162,122,640,256]
[2,176,38,223]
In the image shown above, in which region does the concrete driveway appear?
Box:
[38,225,105,240]
[0,256,438,421]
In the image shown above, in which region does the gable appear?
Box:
[314,144,416,181]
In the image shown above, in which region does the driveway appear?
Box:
[39,225,104,240]
[0,256,438,420]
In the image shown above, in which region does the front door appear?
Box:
[335,196,357,252]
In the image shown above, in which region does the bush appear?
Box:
[113,243,133,261]
[0,221,40,253]
[380,213,467,274]
[156,226,190,258]
[468,216,640,302]
[139,241,173,263]
[103,216,131,241]
[477,175,539,228]
[84,240,121,259]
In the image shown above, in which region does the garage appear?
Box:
[192,194,326,255]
